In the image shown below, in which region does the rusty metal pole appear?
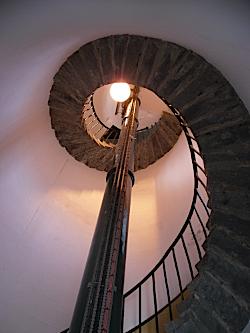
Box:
[69,87,140,333]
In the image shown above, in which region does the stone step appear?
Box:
[207,183,250,221]
[187,311,211,333]
[63,141,100,162]
[97,149,115,171]
[207,210,250,246]
[205,160,250,188]
[86,148,110,171]
[167,298,215,333]
[136,132,149,170]
[160,115,180,147]
[203,227,250,271]
[167,281,219,333]
[156,122,172,152]
[146,134,157,166]
[49,90,83,111]
[151,128,165,160]
[179,292,229,333]
[191,271,249,332]
[196,248,250,309]
[188,102,247,136]
[80,149,103,168]
[166,318,200,333]
[180,308,211,333]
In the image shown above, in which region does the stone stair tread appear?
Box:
[49,90,83,110]
[157,122,172,151]
[57,130,92,144]
[182,309,212,333]
[207,210,250,245]
[136,132,150,169]
[54,126,84,141]
[206,163,250,188]
[203,227,250,270]
[51,116,83,130]
[159,117,179,146]
[59,139,97,161]
[85,148,111,170]
[91,148,115,171]
[80,149,99,164]
[196,247,250,308]
[166,306,211,333]
[146,133,157,166]
[167,319,200,333]
[207,178,250,198]
[183,294,229,333]
[191,271,249,332]
[168,290,215,333]
[161,112,182,134]
[208,194,250,222]
[189,312,211,333]
[151,128,165,159]
[187,101,243,132]
[50,86,182,172]
[103,149,116,171]
[176,297,192,315]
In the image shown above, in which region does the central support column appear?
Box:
[69,88,140,333]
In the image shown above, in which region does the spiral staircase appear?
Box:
[48,35,250,333]
[1,3,250,332]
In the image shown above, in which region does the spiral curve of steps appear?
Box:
[49,35,250,333]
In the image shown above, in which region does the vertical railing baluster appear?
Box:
[94,125,104,137]
[122,297,125,333]
[83,112,93,121]
[190,145,202,157]
[194,206,208,238]
[172,248,184,300]
[185,131,195,140]
[88,120,99,132]
[163,261,173,321]
[197,175,207,191]
[139,286,142,333]
[189,220,202,260]
[197,190,210,216]
[152,273,159,333]
[194,160,207,175]
[85,115,95,126]
[181,235,194,280]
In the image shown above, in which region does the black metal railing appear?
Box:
[81,94,115,147]
[122,103,210,333]
[61,102,210,333]
[81,94,161,149]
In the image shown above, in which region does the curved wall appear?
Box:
[0,1,249,332]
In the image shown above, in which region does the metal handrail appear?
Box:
[82,94,114,148]
[122,102,210,333]
[81,94,163,148]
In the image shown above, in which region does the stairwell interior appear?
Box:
[0,3,250,333]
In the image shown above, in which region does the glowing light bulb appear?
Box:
[110,82,131,102]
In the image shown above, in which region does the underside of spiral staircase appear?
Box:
[49,35,250,333]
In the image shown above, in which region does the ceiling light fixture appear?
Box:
[109,82,131,102]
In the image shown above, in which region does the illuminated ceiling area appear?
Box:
[0,1,249,332]
[93,85,169,130]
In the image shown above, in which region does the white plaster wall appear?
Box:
[0,1,249,332]
[125,132,194,291]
